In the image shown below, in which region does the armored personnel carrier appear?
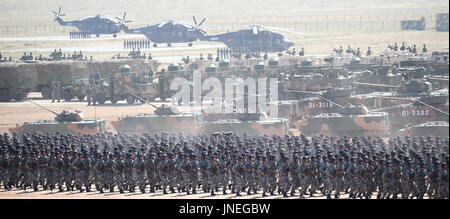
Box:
[9,100,105,135]
[201,111,289,136]
[110,94,201,134]
[396,121,449,137]
[291,90,391,137]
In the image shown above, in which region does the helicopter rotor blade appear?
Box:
[59,14,66,17]
[123,12,126,22]
[193,16,197,26]
[198,18,206,26]
[58,6,61,15]
[52,11,57,15]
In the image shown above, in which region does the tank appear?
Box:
[8,100,105,135]
[396,121,449,137]
[201,112,289,136]
[293,112,390,137]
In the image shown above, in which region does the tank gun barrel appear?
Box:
[127,93,158,109]
[25,98,59,116]
[351,82,397,89]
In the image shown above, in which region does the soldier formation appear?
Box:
[124,39,151,50]
[70,32,92,39]
[0,132,448,199]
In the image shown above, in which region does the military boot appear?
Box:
[223,189,227,195]
[59,187,63,192]
[262,192,267,197]
[150,187,155,193]
[236,192,241,196]
[163,189,168,194]
[86,188,90,192]
[192,188,197,194]
[80,188,84,193]
[186,190,190,195]
[99,189,104,194]
[34,185,38,192]
[283,191,288,198]
[110,187,114,193]
[119,189,124,194]
[170,187,176,193]
[211,190,215,196]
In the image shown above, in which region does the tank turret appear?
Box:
[119,64,131,73]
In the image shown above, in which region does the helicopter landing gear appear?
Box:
[153,43,158,47]
[188,43,193,47]
[167,43,172,47]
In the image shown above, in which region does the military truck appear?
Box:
[0,63,37,102]
[94,64,162,104]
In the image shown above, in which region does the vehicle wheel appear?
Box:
[15,91,28,101]
[188,43,193,47]
[77,95,85,101]
[111,96,119,104]
[0,89,10,102]
[167,43,172,47]
[96,94,106,104]
[63,90,73,101]
[126,94,135,104]
[96,34,100,37]
[146,97,155,102]
[113,34,117,38]
[153,43,158,47]
[41,87,50,99]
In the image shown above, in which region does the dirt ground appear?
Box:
[0,185,429,199]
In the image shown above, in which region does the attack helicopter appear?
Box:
[52,7,131,37]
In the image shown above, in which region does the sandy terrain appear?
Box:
[0,185,428,199]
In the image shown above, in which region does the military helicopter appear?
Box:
[202,25,295,53]
[52,7,131,37]
[122,16,207,47]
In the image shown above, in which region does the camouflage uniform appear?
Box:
[94,155,105,193]
[145,155,157,193]
[0,153,8,190]
[134,155,146,193]
[115,156,125,193]
[124,155,135,192]
[190,156,199,194]
[208,158,219,195]
[38,153,49,190]
[104,156,115,192]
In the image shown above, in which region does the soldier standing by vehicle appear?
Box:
[50,81,57,103]
[86,84,96,106]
